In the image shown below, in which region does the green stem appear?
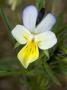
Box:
[0,7,13,32]
[0,7,15,44]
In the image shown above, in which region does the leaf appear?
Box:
[44,50,49,59]
[62,57,67,62]
[14,42,20,48]
[55,61,67,75]
[59,63,67,75]
[42,59,61,86]
[51,56,67,75]
[0,57,35,76]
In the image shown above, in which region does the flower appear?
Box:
[11,5,57,68]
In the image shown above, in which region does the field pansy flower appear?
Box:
[11,5,57,68]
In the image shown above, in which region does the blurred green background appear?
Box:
[0,0,67,90]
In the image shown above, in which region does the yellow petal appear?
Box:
[17,40,39,68]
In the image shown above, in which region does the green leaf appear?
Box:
[42,59,61,86]
[0,57,45,76]
[55,58,67,74]
[44,50,49,59]
[62,57,67,62]
[14,42,20,48]
[59,63,67,75]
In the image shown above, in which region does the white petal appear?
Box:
[34,13,56,33]
[22,5,38,32]
[11,25,33,44]
[35,31,57,50]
